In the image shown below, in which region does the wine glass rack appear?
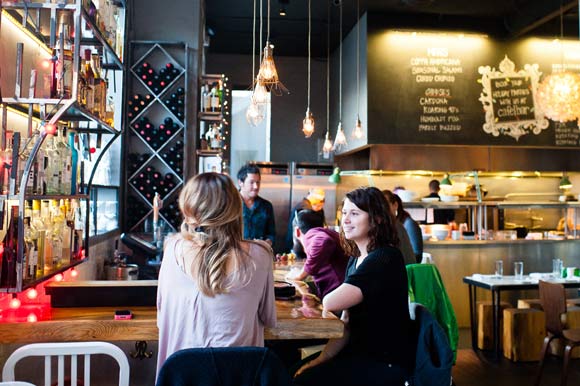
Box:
[124,41,188,233]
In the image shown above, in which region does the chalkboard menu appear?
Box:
[366,24,580,148]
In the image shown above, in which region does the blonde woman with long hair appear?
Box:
[156,173,276,375]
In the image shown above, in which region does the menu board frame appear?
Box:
[478,56,549,141]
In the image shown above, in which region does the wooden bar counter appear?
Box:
[0,278,343,344]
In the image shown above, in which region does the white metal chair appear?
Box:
[2,342,130,386]
[0,382,37,386]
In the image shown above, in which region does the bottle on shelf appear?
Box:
[31,200,45,278]
[23,215,37,281]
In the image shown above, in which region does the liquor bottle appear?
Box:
[44,135,61,194]
[59,129,73,195]
[63,199,74,263]
[41,200,54,273]
[210,86,220,112]
[50,200,64,268]
[202,85,211,112]
[31,200,45,278]
[23,216,37,281]
[72,199,84,260]
[69,132,78,195]
[0,205,19,288]
[82,49,95,112]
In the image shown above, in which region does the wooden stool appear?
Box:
[477,300,512,350]
[517,298,543,310]
[518,298,580,310]
[503,308,545,361]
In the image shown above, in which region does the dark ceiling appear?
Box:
[205,0,580,58]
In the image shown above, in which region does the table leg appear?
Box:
[492,289,501,358]
[468,284,477,350]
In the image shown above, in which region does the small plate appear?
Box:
[421,197,439,203]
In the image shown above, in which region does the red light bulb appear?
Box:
[70,268,78,278]
[26,288,38,300]
[54,273,64,282]
[27,313,38,323]
[89,147,96,154]
[9,296,21,309]
[44,124,57,135]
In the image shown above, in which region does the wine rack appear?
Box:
[0,0,126,292]
[197,74,231,174]
[124,41,188,233]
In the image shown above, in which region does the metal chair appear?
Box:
[535,280,580,386]
[2,342,130,386]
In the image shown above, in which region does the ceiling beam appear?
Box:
[505,0,578,38]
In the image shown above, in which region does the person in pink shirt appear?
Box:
[286,210,349,299]
[156,173,276,378]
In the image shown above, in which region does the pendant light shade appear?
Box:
[321,1,332,156]
[328,167,341,184]
[252,82,270,105]
[440,174,453,187]
[332,121,347,151]
[246,98,265,127]
[560,174,573,190]
[352,116,363,139]
[257,42,279,85]
[322,131,333,155]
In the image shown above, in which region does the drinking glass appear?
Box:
[514,261,524,280]
[495,260,503,277]
[552,259,563,278]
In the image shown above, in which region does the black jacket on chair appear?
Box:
[408,303,454,386]
[156,347,292,386]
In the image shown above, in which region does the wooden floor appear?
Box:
[453,329,580,386]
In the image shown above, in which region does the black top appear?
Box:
[344,246,413,367]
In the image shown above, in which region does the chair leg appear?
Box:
[535,336,553,386]
[562,344,573,386]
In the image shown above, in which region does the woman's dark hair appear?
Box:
[340,186,399,257]
[382,189,411,222]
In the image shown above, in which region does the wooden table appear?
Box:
[463,274,580,358]
[0,263,343,344]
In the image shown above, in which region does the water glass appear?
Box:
[495,260,503,277]
[552,259,563,278]
[514,261,524,280]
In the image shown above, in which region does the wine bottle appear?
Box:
[31,200,45,278]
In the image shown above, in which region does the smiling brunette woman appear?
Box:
[293,186,413,386]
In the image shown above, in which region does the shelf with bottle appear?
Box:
[130,45,185,101]
[199,74,230,121]
[2,0,124,70]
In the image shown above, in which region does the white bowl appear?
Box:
[440,195,459,202]
[433,229,449,240]
[422,233,432,241]
[397,190,417,202]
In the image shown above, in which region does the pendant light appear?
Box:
[333,0,347,151]
[352,0,364,139]
[246,0,265,126]
[321,1,333,156]
[257,0,287,94]
[302,0,315,137]
[536,2,580,123]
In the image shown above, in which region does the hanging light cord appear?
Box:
[326,0,330,133]
[260,0,263,62]
[252,0,256,89]
[339,0,342,122]
[307,0,311,109]
[356,0,360,117]
[266,0,270,43]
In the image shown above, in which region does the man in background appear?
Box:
[286,188,326,258]
[427,179,455,225]
[237,164,276,246]
[286,209,348,299]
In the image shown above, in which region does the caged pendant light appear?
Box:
[332,0,347,151]
[246,0,265,126]
[321,1,333,156]
[302,0,315,137]
[257,0,288,94]
[352,0,364,139]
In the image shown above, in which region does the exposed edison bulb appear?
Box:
[246,98,264,127]
[257,42,279,84]
[352,116,363,139]
[9,296,21,309]
[252,82,270,105]
[332,121,348,151]
[302,108,315,138]
[322,131,333,156]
